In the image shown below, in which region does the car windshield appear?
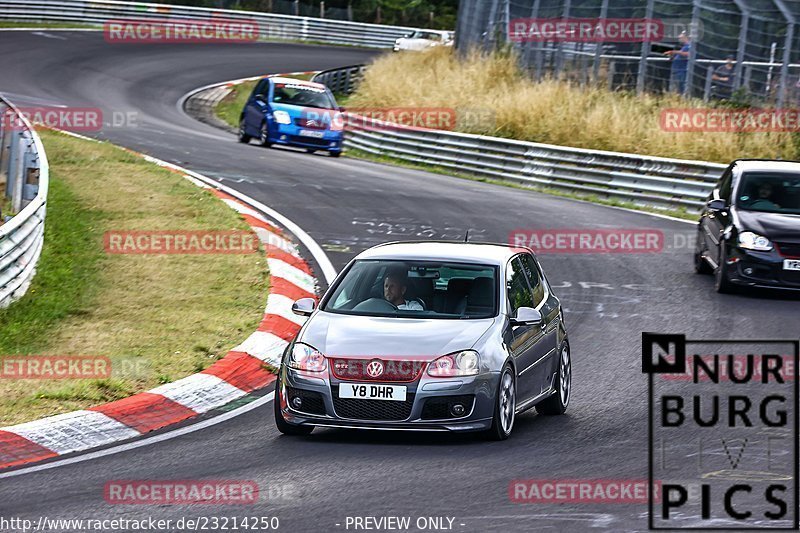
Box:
[409,31,441,41]
[736,172,800,215]
[323,259,498,319]
[271,82,336,110]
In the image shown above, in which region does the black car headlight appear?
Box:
[738,231,773,252]
[287,343,327,372]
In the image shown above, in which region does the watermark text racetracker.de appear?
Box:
[302,107,496,132]
[104,18,260,44]
[0,356,110,379]
[104,230,258,255]
[661,108,800,132]
[2,107,138,132]
[0,516,280,532]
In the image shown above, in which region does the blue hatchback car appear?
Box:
[238,77,344,157]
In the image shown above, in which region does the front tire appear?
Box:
[486,364,516,440]
[238,118,251,143]
[537,343,571,415]
[694,229,713,274]
[714,244,736,294]
[330,150,342,158]
[260,122,272,147]
[274,385,314,436]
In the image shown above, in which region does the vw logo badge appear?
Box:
[366,359,384,378]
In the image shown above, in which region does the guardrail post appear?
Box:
[703,65,714,102]
[9,131,24,213]
[5,128,18,204]
[344,68,352,94]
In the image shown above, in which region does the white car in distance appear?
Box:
[393,30,454,52]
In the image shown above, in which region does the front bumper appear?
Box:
[269,123,343,152]
[276,365,499,432]
[724,246,800,290]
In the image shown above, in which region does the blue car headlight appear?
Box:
[273,110,291,125]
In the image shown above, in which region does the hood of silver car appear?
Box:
[299,311,497,359]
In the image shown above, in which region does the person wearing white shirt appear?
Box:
[383,268,424,311]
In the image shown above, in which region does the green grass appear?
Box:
[0,21,98,29]
[0,130,269,424]
[0,177,104,354]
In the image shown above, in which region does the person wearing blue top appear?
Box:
[665,31,692,94]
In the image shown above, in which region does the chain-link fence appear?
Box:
[456,0,800,106]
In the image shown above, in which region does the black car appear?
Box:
[695,159,800,292]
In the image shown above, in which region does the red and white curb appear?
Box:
[0,131,332,471]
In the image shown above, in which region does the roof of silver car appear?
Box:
[355,241,526,265]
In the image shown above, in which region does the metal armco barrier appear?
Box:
[0,97,49,308]
[313,63,726,212]
[0,0,420,49]
[345,119,725,211]
[313,65,367,95]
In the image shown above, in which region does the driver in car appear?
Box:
[753,182,781,209]
[384,268,423,310]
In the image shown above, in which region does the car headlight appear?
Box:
[738,231,773,251]
[330,112,345,131]
[428,350,480,377]
[287,343,326,372]
[273,110,291,125]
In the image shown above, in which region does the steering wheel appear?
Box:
[352,298,398,312]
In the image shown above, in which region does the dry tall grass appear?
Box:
[349,47,798,163]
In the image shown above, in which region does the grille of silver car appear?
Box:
[331,385,414,421]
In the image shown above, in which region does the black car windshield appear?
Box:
[271,82,336,109]
[323,260,498,319]
[736,172,800,215]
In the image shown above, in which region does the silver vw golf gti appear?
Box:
[274,241,571,440]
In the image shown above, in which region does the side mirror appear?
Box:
[707,198,727,211]
[510,306,542,326]
[292,297,316,317]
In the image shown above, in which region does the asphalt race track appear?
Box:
[1,31,799,532]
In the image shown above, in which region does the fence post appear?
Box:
[636,0,655,95]
[703,65,714,102]
[523,0,541,77]
[608,60,616,92]
[683,0,701,97]
[484,0,499,49]
[743,64,752,90]
[731,0,749,91]
[593,0,609,84]
[293,0,299,17]
[772,0,795,108]
[554,0,572,79]
[0,106,7,191]
[320,1,324,18]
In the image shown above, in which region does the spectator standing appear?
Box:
[665,31,692,95]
